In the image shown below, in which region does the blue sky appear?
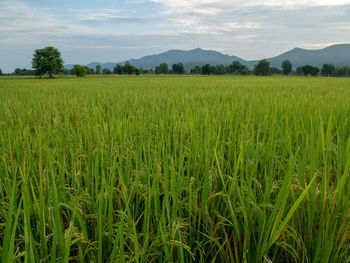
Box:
[1,0,350,72]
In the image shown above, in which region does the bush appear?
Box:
[71,65,88,77]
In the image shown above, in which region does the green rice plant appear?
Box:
[0,75,349,262]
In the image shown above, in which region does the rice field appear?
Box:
[0,75,350,262]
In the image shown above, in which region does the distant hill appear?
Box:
[121,48,245,70]
[64,44,350,71]
[250,44,350,69]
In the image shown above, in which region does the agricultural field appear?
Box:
[0,75,350,262]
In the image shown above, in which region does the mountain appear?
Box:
[251,44,350,69]
[64,44,350,71]
[78,48,245,71]
[122,48,245,70]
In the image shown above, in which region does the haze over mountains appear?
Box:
[65,44,350,71]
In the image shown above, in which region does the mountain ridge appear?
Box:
[64,44,350,71]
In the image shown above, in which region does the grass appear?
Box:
[0,75,349,262]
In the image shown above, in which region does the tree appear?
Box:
[301,65,312,76]
[254,59,271,76]
[86,67,94,75]
[113,64,124,74]
[71,65,88,77]
[296,66,303,75]
[190,66,201,74]
[96,65,101,74]
[238,66,251,75]
[282,60,292,75]
[32,46,64,78]
[270,67,282,74]
[102,68,111,74]
[228,61,242,73]
[227,61,250,75]
[141,69,153,74]
[321,64,335,76]
[155,63,169,74]
[333,67,350,77]
[310,67,320,76]
[201,64,215,75]
[216,64,225,75]
[0,69,2,75]
[124,61,136,74]
[13,68,34,75]
[300,65,319,76]
[172,63,185,74]
[201,64,211,75]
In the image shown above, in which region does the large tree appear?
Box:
[282,60,292,75]
[0,69,2,75]
[254,59,271,76]
[32,46,64,78]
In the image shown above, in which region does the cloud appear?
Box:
[69,8,152,24]
[147,0,350,30]
[149,0,350,8]
[1,0,350,72]
[0,1,93,44]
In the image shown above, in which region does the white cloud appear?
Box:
[1,0,350,72]
[0,1,93,44]
[149,0,350,8]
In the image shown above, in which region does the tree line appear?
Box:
[1,46,350,77]
[68,60,350,77]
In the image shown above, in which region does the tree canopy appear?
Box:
[227,61,250,75]
[282,60,292,75]
[102,68,112,74]
[172,63,185,74]
[299,65,320,76]
[95,65,101,74]
[155,63,169,74]
[72,65,88,77]
[32,46,64,78]
[113,62,139,75]
[321,64,335,76]
[201,64,216,75]
[113,64,124,74]
[190,66,202,74]
[254,59,271,76]
[14,68,34,76]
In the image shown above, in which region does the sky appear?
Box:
[1,0,350,72]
